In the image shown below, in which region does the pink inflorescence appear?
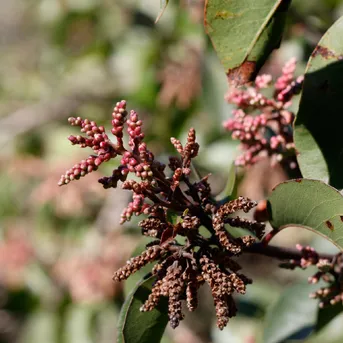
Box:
[223,58,304,168]
[59,100,269,329]
[58,100,198,224]
[58,103,124,185]
[281,245,343,309]
[0,231,34,288]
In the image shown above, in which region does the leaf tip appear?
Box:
[227,61,257,86]
[155,0,169,23]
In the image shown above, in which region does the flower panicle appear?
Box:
[59,100,268,329]
[113,194,264,329]
[58,101,128,186]
[281,244,343,309]
[223,58,303,169]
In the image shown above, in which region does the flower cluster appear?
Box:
[53,234,134,303]
[59,101,266,329]
[114,195,264,329]
[281,244,343,308]
[223,58,303,168]
[58,101,127,186]
[0,230,34,289]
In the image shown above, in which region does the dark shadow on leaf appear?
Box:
[295,59,343,189]
[284,325,314,341]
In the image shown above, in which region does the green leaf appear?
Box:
[267,179,343,250]
[263,282,321,343]
[155,0,169,23]
[307,311,343,343]
[294,16,343,189]
[19,310,59,343]
[117,274,168,343]
[63,304,97,343]
[316,303,343,333]
[204,0,291,85]
[166,209,179,225]
[216,162,236,203]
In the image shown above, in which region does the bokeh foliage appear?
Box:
[1,1,343,343]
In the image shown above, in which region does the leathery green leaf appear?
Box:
[155,0,169,23]
[204,0,291,85]
[316,303,343,333]
[117,274,168,343]
[294,16,343,189]
[263,282,321,343]
[216,162,236,202]
[267,179,343,250]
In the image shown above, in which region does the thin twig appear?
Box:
[246,243,335,261]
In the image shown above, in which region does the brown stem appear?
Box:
[150,165,193,209]
[183,176,201,205]
[261,229,281,246]
[245,243,335,261]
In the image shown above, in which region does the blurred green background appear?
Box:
[0,1,343,342]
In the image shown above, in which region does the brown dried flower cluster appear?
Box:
[60,100,266,329]
[281,244,343,308]
[114,194,265,329]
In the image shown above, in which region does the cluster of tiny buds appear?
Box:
[120,149,153,180]
[111,100,128,138]
[170,128,199,178]
[120,194,150,224]
[59,100,165,222]
[127,110,144,149]
[281,244,343,308]
[58,116,119,185]
[59,100,269,330]
[58,156,100,185]
[112,195,265,330]
[223,58,302,169]
[59,100,208,224]
[58,101,128,186]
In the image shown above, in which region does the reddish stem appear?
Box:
[246,243,334,261]
[261,228,282,246]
